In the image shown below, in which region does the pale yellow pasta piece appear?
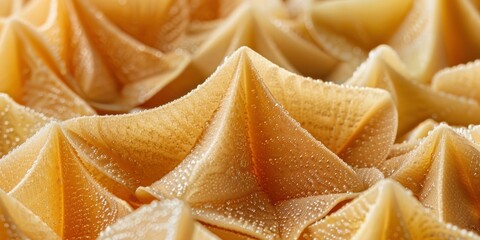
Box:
[0,123,132,239]
[346,45,480,136]
[382,125,480,233]
[191,0,337,80]
[22,0,190,112]
[0,19,95,119]
[302,179,480,240]
[134,48,395,239]
[60,47,395,207]
[98,199,219,240]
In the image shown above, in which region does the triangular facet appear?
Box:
[303,179,479,239]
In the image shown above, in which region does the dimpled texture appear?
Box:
[59,48,396,206]
[0,19,95,119]
[381,125,480,233]
[0,123,132,239]
[302,179,479,240]
[0,189,60,240]
[12,0,340,111]
[1,0,480,239]
[305,0,480,83]
[432,60,480,103]
[21,0,190,112]
[346,45,480,136]
[134,48,398,239]
[0,94,50,157]
[98,199,219,240]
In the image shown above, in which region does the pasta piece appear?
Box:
[0,124,132,239]
[382,125,480,233]
[346,45,480,136]
[98,199,220,240]
[302,179,479,239]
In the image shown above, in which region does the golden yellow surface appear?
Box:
[0,0,480,239]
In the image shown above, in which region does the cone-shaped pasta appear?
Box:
[302,179,480,240]
[305,0,410,82]
[98,199,219,240]
[305,0,480,83]
[432,60,480,103]
[382,125,480,233]
[22,0,190,112]
[189,0,337,80]
[0,123,132,239]
[135,48,393,239]
[0,19,95,119]
[0,93,50,157]
[229,49,397,167]
[346,45,480,136]
[60,47,395,207]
